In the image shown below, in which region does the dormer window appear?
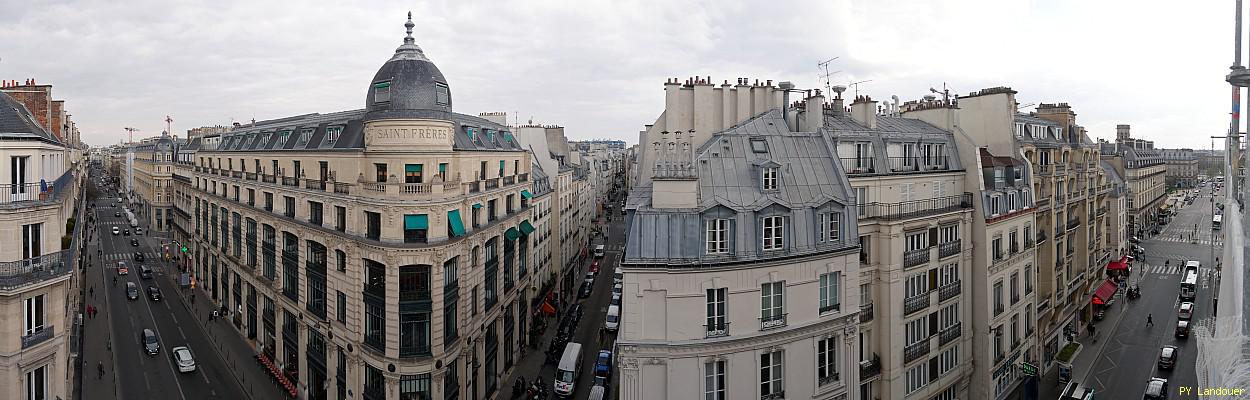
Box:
[817,212,841,243]
[762,167,779,191]
[989,195,1001,216]
[1014,123,1025,138]
[297,128,313,145]
[326,126,342,143]
[374,81,392,103]
[435,83,450,106]
[762,216,785,251]
[1008,193,1018,212]
[706,219,730,254]
[750,139,769,153]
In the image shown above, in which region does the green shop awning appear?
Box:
[447,210,467,237]
[520,190,533,199]
[472,203,483,209]
[505,227,520,241]
[519,220,536,235]
[405,164,423,173]
[404,214,429,230]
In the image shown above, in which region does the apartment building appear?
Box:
[0,91,83,400]
[620,79,860,400]
[513,123,578,297]
[129,133,177,232]
[177,17,539,400]
[944,91,1111,380]
[1160,148,1199,189]
[1098,162,1130,258]
[834,94,974,400]
[1101,125,1167,238]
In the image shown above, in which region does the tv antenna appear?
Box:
[849,79,873,97]
[817,57,840,96]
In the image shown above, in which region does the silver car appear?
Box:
[171,346,196,372]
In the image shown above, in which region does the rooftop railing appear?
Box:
[857,193,973,222]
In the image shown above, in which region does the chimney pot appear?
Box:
[766,80,772,86]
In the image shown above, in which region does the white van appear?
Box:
[605,305,620,332]
[587,385,607,400]
[554,342,584,397]
[594,245,606,258]
[612,267,623,285]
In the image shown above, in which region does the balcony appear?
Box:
[760,314,788,330]
[939,322,961,346]
[887,156,951,173]
[244,172,257,181]
[281,176,298,186]
[1036,164,1052,175]
[938,240,961,259]
[860,354,882,381]
[1054,227,1063,238]
[904,248,930,268]
[859,302,874,323]
[704,323,730,339]
[857,193,974,222]
[261,174,276,184]
[0,250,71,292]
[1096,207,1107,216]
[1036,197,1050,209]
[1024,239,1035,249]
[22,325,54,349]
[903,340,931,364]
[1067,219,1080,230]
[1037,299,1050,313]
[903,293,930,316]
[1037,232,1048,244]
[333,182,352,195]
[231,170,242,179]
[503,175,515,185]
[1055,193,1066,204]
[1054,164,1068,174]
[839,157,875,175]
[938,280,962,302]
[484,177,500,190]
[305,179,326,191]
[0,170,75,208]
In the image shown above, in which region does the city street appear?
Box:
[1078,187,1217,397]
[86,194,251,400]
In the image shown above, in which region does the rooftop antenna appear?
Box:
[929,83,952,103]
[817,57,840,97]
[849,79,873,97]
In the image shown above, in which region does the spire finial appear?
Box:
[404,12,415,44]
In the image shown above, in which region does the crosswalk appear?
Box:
[1142,265,1217,276]
[101,251,160,263]
[1150,236,1223,247]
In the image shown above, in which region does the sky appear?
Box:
[0,0,1236,149]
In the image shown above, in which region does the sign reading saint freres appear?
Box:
[364,119,455,151]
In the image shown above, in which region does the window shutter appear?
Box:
[928,269,938,291]
[928,227,938,247]
[727,219,736,255]
[928,312,938,336]
[929,357,939,381]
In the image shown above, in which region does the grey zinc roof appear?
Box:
[624,109,857,265]
[823,112,964,171]
[529,158,552,196]
[203,109,522,153]
[0,92,61,144]
[824,113,952,135]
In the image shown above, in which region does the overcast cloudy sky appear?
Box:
[0,0,1235,148]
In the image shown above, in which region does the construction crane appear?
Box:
[124,127,138,144]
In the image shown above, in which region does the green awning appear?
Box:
[405,164,423,173]
[519,220,536,235]
[521,190,533,199]
[472,203,483,209]
[448,210,466,237]
[404,214,428,230]
[438,163,447,173]
[373,81,391,89]
[505,227,520,241]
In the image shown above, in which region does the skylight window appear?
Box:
[750,139,769,153]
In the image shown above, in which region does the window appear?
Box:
[444,258,460,347]
[404,214,429,243]
[761,216,785,251]
[21,223,41,259]
[364,363,385,400]
[1010,272,1020,304]
[760,281,785,326]
[993,280,1004,315]
[298,128,313,145]
[819,272,840,314]
[906,362,929,394]
[706,288,726,335]
[704,359,726,400]
[990,195,1001,215]
[399,373,431,400]
[283,196,295,218]
[336,250,346,273]
[938,225,958,243]
[992,236,1003,260]
[705,219,730,254]
[365,211,381,240]
[1011,314,1020,347]
[817,336,839,384]
[938,344,959,375]
[375,163,388,183]
[905,317,927,345]
[336,291,347,323]
[444,359,459,400]
[326,126,342,143]
[373,80,392,103]
[1024,264,1034,294]
[762,167,779,190]
[405,164,424,184]
[905,273,928,298]
[760,350,785,397]
[905,230,928,252]
[24,294,44,336]
[26,364,46,400]
[854,187,868,216]
[1008,229,1018,253]
[309,201,323,226]
[434,83,450,106]
[1008,192,1018,211]
[335,206,347,232]
[264,192,273,211]
[938,303,959,330]
[817,212,840,243]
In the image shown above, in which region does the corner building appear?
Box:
[180,18,536,400]
[620,79,860,400]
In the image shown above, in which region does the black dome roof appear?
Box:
[364,13,452,120]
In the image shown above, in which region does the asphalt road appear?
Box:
[96,197,247,400]
[1081,187,1215,397]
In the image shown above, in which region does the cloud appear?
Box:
[0,0,1234,150]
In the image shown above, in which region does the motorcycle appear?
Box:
[511,377,527,399]
[1127,285,1141,299]
[527,381,549,400]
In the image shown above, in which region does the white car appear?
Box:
[1178,302,1194,320]
[112,226,120,235]
[171,346,196,372]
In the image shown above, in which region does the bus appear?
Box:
[1184,261,1201,277]
[1180,271,1198,301]
[1213,214,1223,230]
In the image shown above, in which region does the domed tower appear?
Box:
[364,12,453,122]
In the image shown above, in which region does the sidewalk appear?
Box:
[80,214,119,399]
[1036,266,1136,398]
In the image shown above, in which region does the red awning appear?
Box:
[541,301,557,315]
[1106,260,1128,271]
[1091,279,1118,305]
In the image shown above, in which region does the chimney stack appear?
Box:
[804,90,825,131]
[850,96,878,129]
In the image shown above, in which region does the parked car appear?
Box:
[1179,302,1194,320]
[613,283,622,295]
[140,329,160,355]
[605,305,620,332]
[611,292,621,307]
[584,272,595,286]
[171,346,196,372]
[1158,346,1178,370]
[589,261,601,274]
[594,350,613,379]
[1144,377,1169,400]
[1175,320,1190,338]
[148,286,162,301]
[578,282,593,299]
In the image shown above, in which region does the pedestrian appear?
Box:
[209,311,215,322]
[97,361,104,379]
[89,286,94,298]
[1147,314,1154,327]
